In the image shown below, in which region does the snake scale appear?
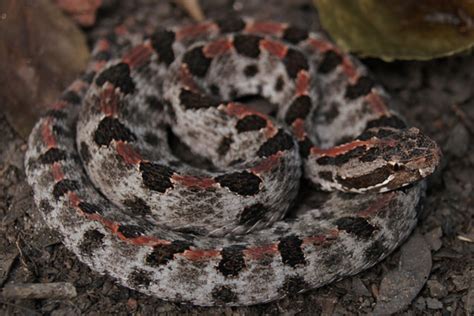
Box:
[25,17,441,306]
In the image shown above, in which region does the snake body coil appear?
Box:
[25,17,440,305]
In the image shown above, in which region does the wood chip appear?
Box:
[1,282,77,300]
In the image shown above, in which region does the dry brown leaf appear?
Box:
[0,0,89,138]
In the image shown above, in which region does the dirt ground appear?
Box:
[0,1,473,315]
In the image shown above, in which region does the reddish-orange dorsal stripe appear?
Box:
[250,153,282,174]
[308,38,334,52]
[244,243,279,260]
[123,42,153,68]
[51,101,67,110]
[225,102,260,118]
[292,118,306,140]
[179,64,200,92]
[115,141,142,165]
[68,192,81,207]
[171,175,216,189]
[51,163,64,181]
[203,38,233,57]
[41,118,56,148]
[365,92,389,116]
[246,21,285,35]
[302,235,327,245]
[176,22,216,40]
[357,192,395,217]
[100,86,119,116]
[126,236,171,247]
[260,39,288,58]
[295,70,310,96]
[341,56,358,84]
[182,249,221,260]
[311,139,376,157]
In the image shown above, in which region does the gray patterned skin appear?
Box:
[25,17,440,306]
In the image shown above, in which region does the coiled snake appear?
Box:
[25,17,441,305]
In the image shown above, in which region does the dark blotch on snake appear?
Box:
[93,117,136,146]
[359,147,381,163]
[79,141,91,164]
[93,50,111,61]
[345,76,375,100]
[279,276,310,296]
[146,240,193,266]
[298,137,313,158]
[53,179,78,200]
[78,202,103,214]
[216,171,261,196]
[95,63,135,94]
[60,90,81,105]
[140,162,175,193]
[285,95,312,124]
[275,75,285,91]
[278,235,306,267]
[358,128,397,141]
[365,239,388,262]
[283,48,309,78]
[233,35,262,58]
[366,115,407,129]
[179,89,221,109]
[150,29,176,65]
[144,132,159,146]
[283,26,309,44]
[316,146,367,166]
[39,148,67,164]
[128,269,152,288]
[212,286,238,303]
[52,125,71,138]
[236,115,267,133]
[334,216,376,239]
[82,71,96,84]
[318,171,333,182]
[239,203,270,226]
[217,245,246,277]
[183,46,212,77]
[118,225,145,238]
[322,102,340,124]
[243,64,259,77]
[216,16,245,33]
[209,84,220,96]
[146,95,164,112]
[257,129,294,157]
[39,199,53,214]
[45,109,67,120]
[79,229,105,256]
[318,50,342,74]
[217,137,233,156]
[123,197,151,215]
[336,166,393,189]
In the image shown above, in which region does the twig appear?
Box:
[175,0,205,21]
[1,282,77,300]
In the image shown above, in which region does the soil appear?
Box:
[1,1,472,315]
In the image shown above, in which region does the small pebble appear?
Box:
[426,297,443,310]
[427,280,448,298]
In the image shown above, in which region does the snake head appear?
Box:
[373,127,441,191]
[309,127,441,193]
